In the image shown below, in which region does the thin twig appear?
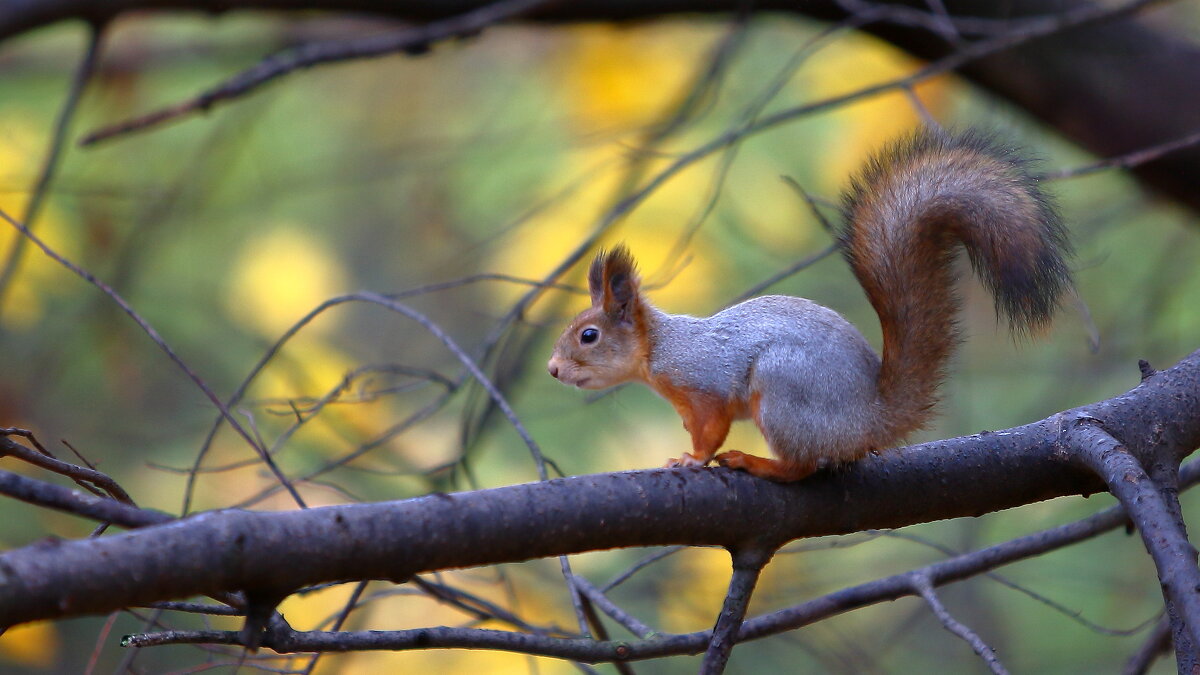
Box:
[571,575,657,639]
[357,291,548,478]
[184,272,563,513]
[84,611,119,675]
[226,390,454,509]
[657,14,864,281]
[0,430,133,504]
[413,577,573,636]
[602,547,688,592]
[733,242,839,303]
[0,206,307,509]
[302,581,367,675]
[561,556,592,637]
[1041,127,1200,180]
[602,0,1172,288]
[640,10,751,145]
[80,0,555,145]
[146,601,244,616]
[910,572,1008,674]
[0,23,104,311]
[834,0,1035,37]
[113,607,166,673]
[881,529,1157,636]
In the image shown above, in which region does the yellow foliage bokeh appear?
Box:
[495,24,953,325]
[659,547,737,634]
[0,113,78,330]
[556,23,720,131]
[226,223,349,340]
[489,143,724,317]
[289,573,578,675]
[0,620,59,669]
[801,33,952,189]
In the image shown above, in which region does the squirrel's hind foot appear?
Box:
[716,451,817,483]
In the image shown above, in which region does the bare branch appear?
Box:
[0,469,171,529]
[702,548,770,673]
[2,348,1195,634]
[99,450,1200,664]
[1067,417,1200,650]
[1123,616,1172,675]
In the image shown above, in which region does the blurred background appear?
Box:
[1,6,1199,673]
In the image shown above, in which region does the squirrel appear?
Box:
[547,129,1072,482]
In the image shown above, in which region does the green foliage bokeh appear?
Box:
[0,12,1197,674]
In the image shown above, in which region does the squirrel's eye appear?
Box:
[580,328,600,344]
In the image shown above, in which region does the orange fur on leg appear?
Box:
[664,394,732,468]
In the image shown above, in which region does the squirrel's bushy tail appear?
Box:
[840,129,1072,442]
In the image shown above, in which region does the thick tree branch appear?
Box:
[117,453,1198,662]
[1,348,1196,633]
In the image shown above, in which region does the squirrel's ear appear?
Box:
[601,245,640,322]
[587,250,607,306]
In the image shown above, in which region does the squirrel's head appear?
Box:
[548,245,650,390]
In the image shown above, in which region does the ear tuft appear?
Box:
[601,244,640,320]
[604,245,637,299]
[587,249,607,305]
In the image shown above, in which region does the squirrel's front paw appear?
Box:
[665,453,707,468]
[715,450,749,470]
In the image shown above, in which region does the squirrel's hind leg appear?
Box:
[731,344,877,480]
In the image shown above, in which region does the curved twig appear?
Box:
[80,0,556,145]
[0,206,306,509]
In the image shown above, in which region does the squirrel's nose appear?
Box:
[548,360,559,379]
